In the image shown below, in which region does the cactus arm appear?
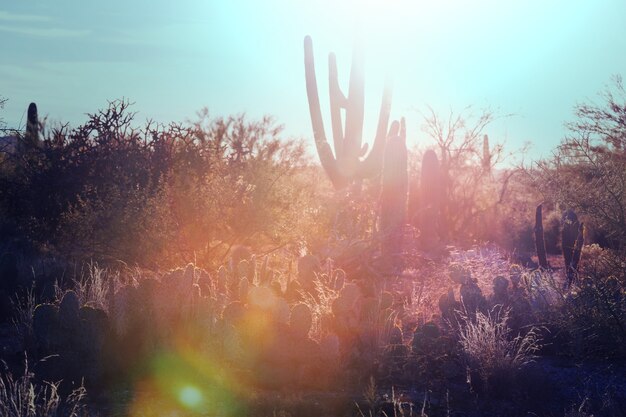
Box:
[342,43,365,173]
[329,52,346,160]
[304,36,345,189]
[358,77,393,178]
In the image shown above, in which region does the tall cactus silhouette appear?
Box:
[303,36,393,189]
[418,150,443,249]
[482,134,491,173]
[379,119,407,256]
[534,204,548,269]
[18,102,40,153]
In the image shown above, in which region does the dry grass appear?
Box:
[11,285,36,342]
[55,262,114,311]
[457,305,541,387]
[0,359,88,417]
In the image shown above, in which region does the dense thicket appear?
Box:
[0,101,326,269]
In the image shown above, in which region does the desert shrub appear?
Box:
[548,247,626,358]
[529,76,626,251]
[0,101,322,269]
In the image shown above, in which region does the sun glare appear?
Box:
[178,385,203,409]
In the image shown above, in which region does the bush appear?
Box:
[0,101,322,269]
[530,76,626,251]
[549,245,626,358]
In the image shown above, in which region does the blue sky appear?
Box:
[1,0,625,161]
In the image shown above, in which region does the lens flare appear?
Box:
[178,385,203,409]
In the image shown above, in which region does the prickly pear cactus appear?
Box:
[290,303,313,339]
[33,303,59,352]
[297,254,321,291]
[59,290,80,330]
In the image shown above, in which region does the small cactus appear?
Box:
[562,209,583,286]
[411,321,440,355]
[58,290,80,329]
[238,277,249,302]
[33,303,59,352]
[438,288,459,324]
[491,276,509,305]
[449,263,471,284]
[297,254,321,290]
[230,246,252,275]
[290,303,312,338]
[534,204,549,269]
[460,278,486,315]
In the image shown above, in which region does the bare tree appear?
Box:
[530,76,626,249]
[419,106,512,242]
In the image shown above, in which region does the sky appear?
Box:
[1,0,625,161]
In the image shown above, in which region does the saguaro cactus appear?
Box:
[534,204,549,269]
[482,134,491,173]
[18,102,40,153]
[379,119,407,256]
[562,209,583,286]
[26,103,40,145]
[304,36,393,189]
[417,150,443,249]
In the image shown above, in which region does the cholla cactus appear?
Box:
[303,36,393,189]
